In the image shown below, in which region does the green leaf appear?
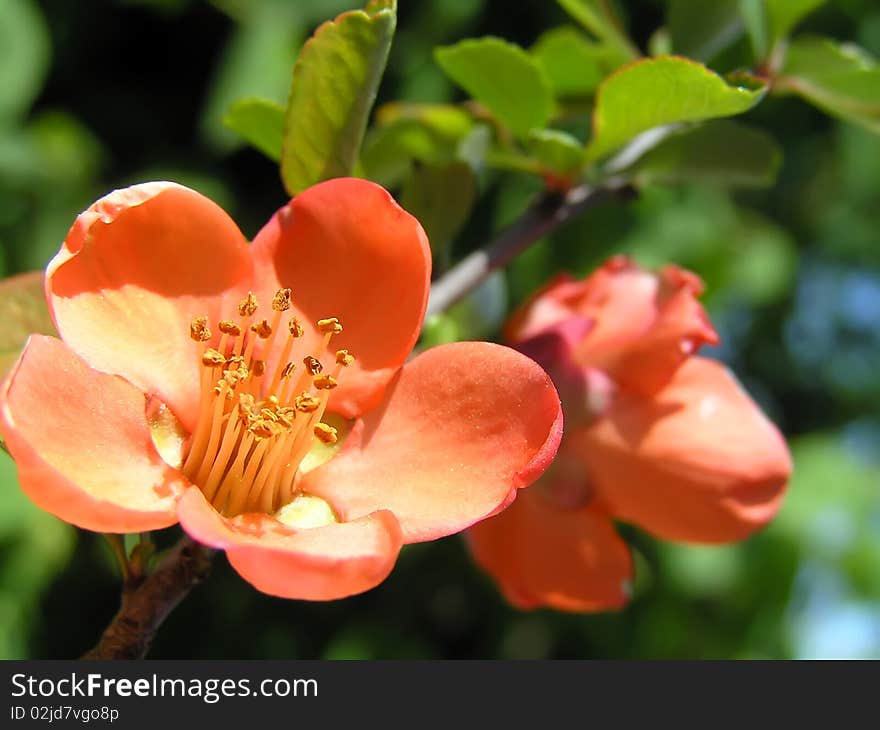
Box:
[530,26,620,98]
[0,271,56,381]
[765,0,826,48]
[360,102,474,187]
[556,0,639,62]
[223,97,285,161]
[778,37,880,133]
[0,0,51,127]
[624,119,781,188]
[737,0,769,62]
[668,0,745,62]
[400,162,476,264]
[527,128,585,178]
[434,37,553,140]
[584,55,766,163]
[281,0,396,195]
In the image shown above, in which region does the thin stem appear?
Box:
[101,534,131,583]
[425,179,635,319]
[82,535,214,660]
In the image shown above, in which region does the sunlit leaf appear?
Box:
[584,55,766,162]
[624,119,781,188]
[434,37,553,140]
[778,36,880,133]
[281,0,396,194]
[531,26,620,98]
[0,271,56,380]
[360,102,473,187]
[223,97,285,161]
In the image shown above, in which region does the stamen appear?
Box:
[272,288,292,312]
[250,319,272,339]
[182,298,350,519]
[238,292,258,318]
[304,356,323,375]
[314,423,338,445]
[317,317,343,335]
[295,393,321,413]
[313,374,338,390]
[190,316,211,342]
[218,320,241,337]
[201,349,226,368]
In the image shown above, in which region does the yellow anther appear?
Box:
[218,320,242,336]
[201,349,226,367]
[190,316,211,342]
[238,292,258,317]
[260,408,279,422]
[272,288,292,312]
[277,407,296,427]
[303,356,323,376]
[317,317,343,335]
[281,362,296,379]
[313,374,338,390]
[335,349,355,367]
[266,395,279,407]
[252,360,266,377]
[295,393,321,413]
[223,361,249,386]
[250,420,278,440]
[250,319,272,339]
[314,423,338,445]
[289,318,304,338]
[238,393,256,415]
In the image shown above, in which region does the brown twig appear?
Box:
[425,179,636,319]
[81,536,214,660]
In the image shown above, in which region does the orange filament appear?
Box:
[181,289,351,517]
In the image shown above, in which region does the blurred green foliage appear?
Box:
[0,0,878,659]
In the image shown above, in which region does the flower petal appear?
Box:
[506,257,718,394]
[47,182,253,432]
[575,357,791,542]
[176,487,402,600]
[302,341,563,543]
[467,487,633,612]
[251,178,431,418]
[0,335,184,532]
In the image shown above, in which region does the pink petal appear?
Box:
[47,182,253,431]
[177,487,402,600]
[251,178,431,418]
[0,335,184,532]
[302,341,563,543]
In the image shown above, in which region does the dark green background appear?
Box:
[0,0,878,659]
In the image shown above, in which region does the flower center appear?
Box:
[181,289,353,518]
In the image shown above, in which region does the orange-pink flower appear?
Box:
[0,178,562,601]
[467,256,792,612]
